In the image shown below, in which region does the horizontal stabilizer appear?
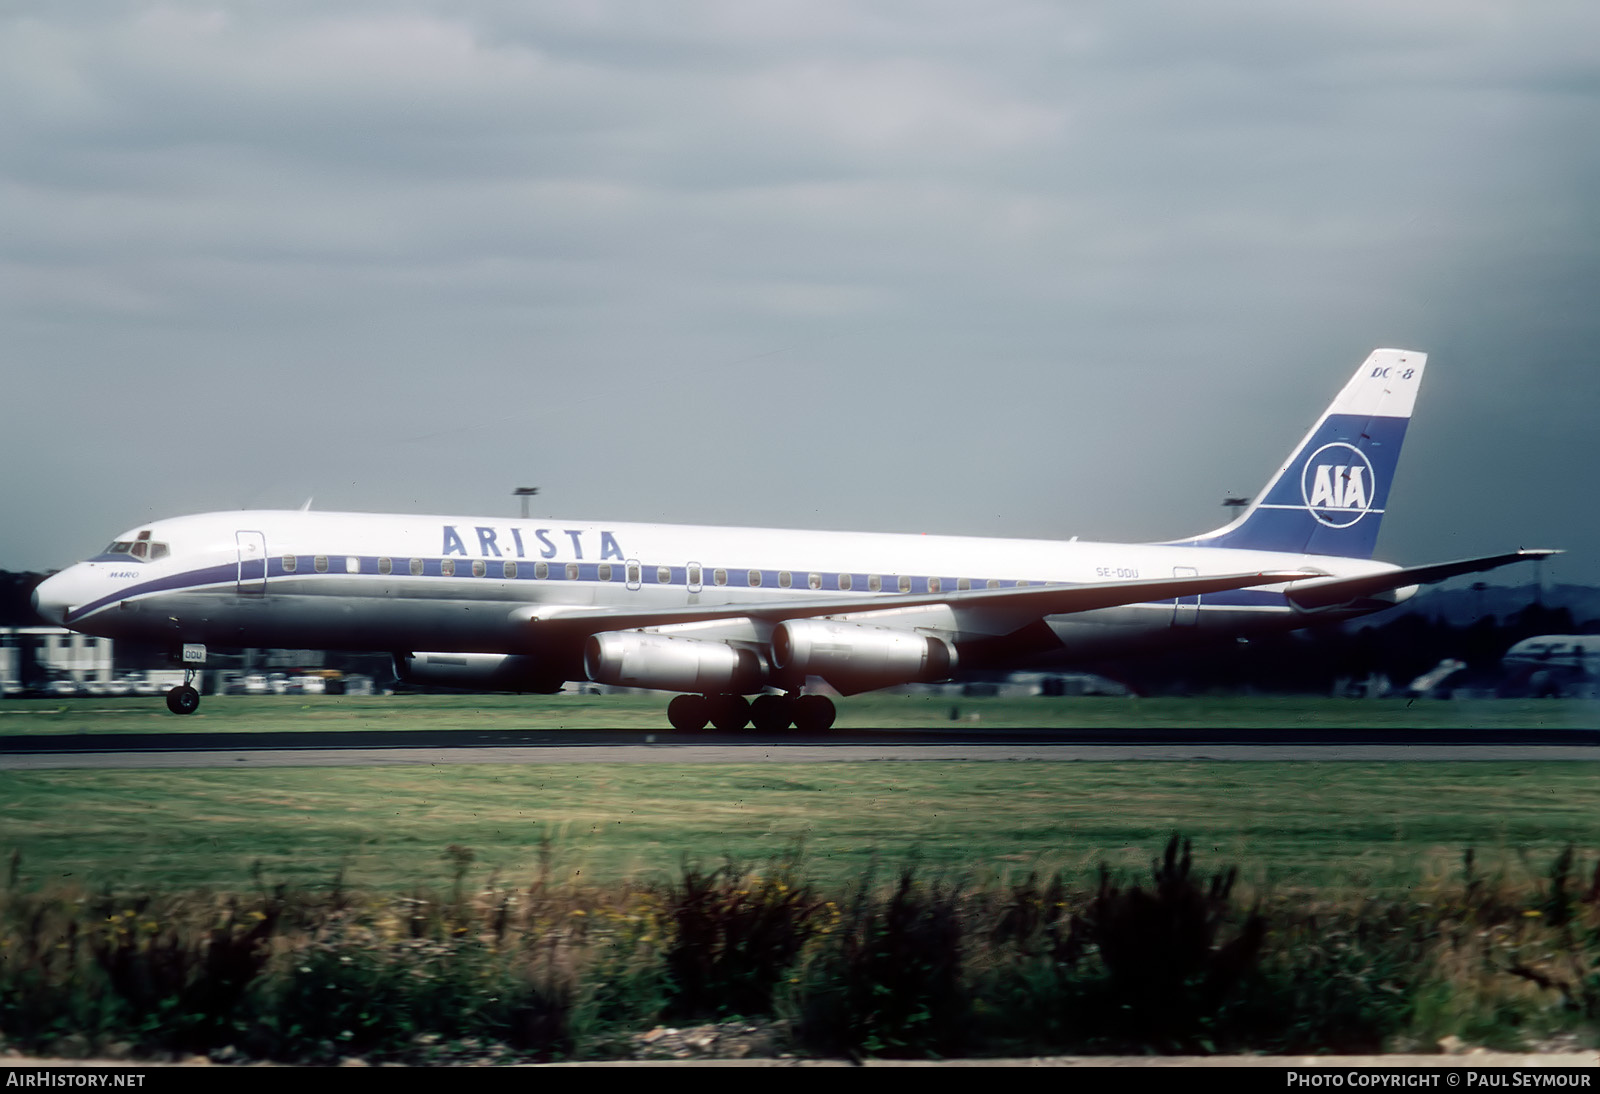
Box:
[1286,549,1560,611]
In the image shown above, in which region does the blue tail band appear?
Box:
[1164,348,1426,559]
[1176,412,1409,557]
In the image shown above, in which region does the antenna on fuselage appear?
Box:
[300,498,314,511]
[514,486,540,520]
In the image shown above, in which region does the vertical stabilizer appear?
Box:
[1168,348,1426,558]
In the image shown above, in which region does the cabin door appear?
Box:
[1172,566,1199,627]
[236,531,267,596]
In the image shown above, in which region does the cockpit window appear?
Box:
[101,535,170,562]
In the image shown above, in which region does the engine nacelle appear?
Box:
[584,631,768,694]
[394,652,563,693]
[771,619,957,695]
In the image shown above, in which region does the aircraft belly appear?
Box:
[1044,606,1171,659]
[115,592,525,652]
[263,594,525,651]
[1043,605,1291,659]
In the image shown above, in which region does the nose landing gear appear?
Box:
[165,680,200,715]
[166,644,206,715]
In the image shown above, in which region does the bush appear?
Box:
[2,840,1597,1061]
[660,856,820,1020]
[796,867,968,1058]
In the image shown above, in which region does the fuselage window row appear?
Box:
[271,554,1024,593]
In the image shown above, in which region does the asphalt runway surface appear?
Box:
[3,726,1599,768]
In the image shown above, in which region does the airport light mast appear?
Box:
[514,486,540,520]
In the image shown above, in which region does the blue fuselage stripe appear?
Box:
[66,553,1293,625]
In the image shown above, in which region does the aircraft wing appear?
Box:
[513,569,1313,636]
[1285,549,1560,611]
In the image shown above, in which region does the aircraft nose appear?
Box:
[32,571,75,626]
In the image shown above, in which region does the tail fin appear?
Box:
[1169,348,1427,558]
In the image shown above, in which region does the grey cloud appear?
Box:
[2,1,1596,588]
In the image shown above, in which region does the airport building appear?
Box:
[1,626,114,695]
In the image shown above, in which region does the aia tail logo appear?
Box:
[1300,443,1377,528]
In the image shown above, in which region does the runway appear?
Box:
[3,726,1598,768]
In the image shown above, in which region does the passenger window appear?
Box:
[347,557,360,574]
[657,566,671,584]
[378,557,392,575]
[598,563,612,581]
[504,561,517,579]
[283,556,297,574]
[868,575,882,592]
[714,568,727,586]
[929,577,941,593]
[566,563,578,580]
[839,574,852,591]
[958,578,970,591]
[314,556,328,573]
[898,576,911,593]
[986,579,999,589]
[441,559,455,576]
[410,558,423,575]
[1016,579,1030,588]
[535,562,549,579]
[627,562,640,584]
[808,573,822,590]
[471,560,486,578]
[688,564,702,586]
[779,571,792,589]
[748,569,762,587]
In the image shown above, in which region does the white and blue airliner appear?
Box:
[33,349,1553,729]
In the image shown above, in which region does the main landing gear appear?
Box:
[165,668,202,716]
[666,693,836,732]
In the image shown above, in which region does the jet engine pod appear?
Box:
[771,619,957,695]
[394,652,563,693]
[584,631,768,694]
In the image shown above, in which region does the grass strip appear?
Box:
[4,761,1599,895]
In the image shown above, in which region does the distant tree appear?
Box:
[1083,590,1599,696]
[0,572,49,626]
[1506,602,1575,642]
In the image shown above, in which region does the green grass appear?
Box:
[0,692,1593,733]
[3,695,1595,897]
[3,761,1599,897]
[5,724,1600,1058]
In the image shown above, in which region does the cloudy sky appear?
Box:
[4,1,1597,588]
